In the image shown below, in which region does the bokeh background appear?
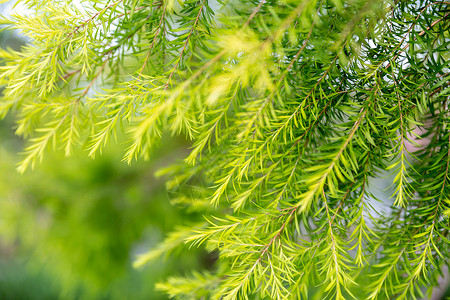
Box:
[0,117,206,299]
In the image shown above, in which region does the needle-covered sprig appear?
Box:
[1,0,449,299]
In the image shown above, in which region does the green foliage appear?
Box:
[1,0,449,299]
[0,115,202,299]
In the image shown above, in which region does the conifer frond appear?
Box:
[1,0,450,298]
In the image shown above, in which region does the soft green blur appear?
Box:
[0,113,205,299]
[0,116,207,299]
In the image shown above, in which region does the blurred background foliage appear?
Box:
[0,22,205,299]
[0,113,207,300]
[0,113,206,300]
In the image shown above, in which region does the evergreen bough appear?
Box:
[0,0,449,299]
